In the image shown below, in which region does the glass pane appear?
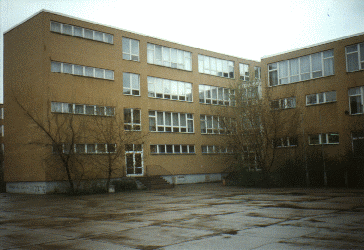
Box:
[63,63,72,74]
[105,34,113,44]
[76,144,85,153]
[63,24,72,35]
[309,135,320,145]
[51,102,62,112]
[75,105,84,114]
[328,133,339,144]
[189,145,195,153]
[106,107,115,116]
[84,29,93,39]
[87,144,96,153]
[122,38,130,54]
[123,73,130,88]
[324,57,334,76]
[94,31,103,41]
[74,65,83,75]
[306,94,317,105]
[323,49,333,58]
[347,53,359,72]
[166,145,173,153]
[96,106,104,116]
[125,144,133,151]
[131,39,139,55]
[311,52,322,72]
[124,109,131,123]
[134,110,141,124]
[85,67,94,77]
[97,144,106,153]
[95,68,104,78]
[150,145,157,154]
[300,55,310,74]
[174,145,180,153]
[50,22,61,33]
[86,105,94,115]
[159,145,165,153]
[132,74,140,90]
[51,62,61,72]
[346,44,358,53]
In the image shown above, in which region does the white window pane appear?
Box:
[50,22,61,33]
[74,65,83,75]
[347,53,359,72]
[84,29,93,39]
[51,102,62,112]
[63,24,72,35]
[94,31,103,41]
[73,26,83,37]
[51,62,61,72]
[95,68,104,78]
[131,39,139,56]
[105,70,114,80]
[63,63,72,74]
[85,67,94,77]
[122,38,130,54]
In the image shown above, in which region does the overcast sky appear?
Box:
[1,0,364,104]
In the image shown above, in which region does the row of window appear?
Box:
[200,115,235,135]
[53,143,116,154]
[269,50,334,86]
[51,61,114,80]
[51,22,259,79]
[201,145,234,154]
[147,76,192,101]
[147,43,192,71]
[150,145,195,154]
[306,91,336,105]
[149,111,194,133]
[199,85,235,106]
[270,97,296,110]
[50,21,113,44]
[51,102,115,116]
[198,55,235,79]
[272,134,339,148]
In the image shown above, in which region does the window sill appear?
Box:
[306,101,337,106]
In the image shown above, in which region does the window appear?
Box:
[0,125,3,137]
[200,115,230,135]
[352,131,364,157]
[199,85,235,106]
[122,38,139,61]
[240,83,260,102]
[0,108,3,119]
[124,109,141,131]
[239,63,249,81]
[50,21,113,44]
[198,55,234,78]
[53,143,116,154]
[270,97,296,110]
[51,61,114,80]
[309,133,339,145]
[201,145,233,154]
[254,66,261,79]
[268,50,334,86]
[150,145,195,154]
[149,111,193,133]
[148,76,192,102]
[273,137,298,148]
[346,42,364,72]
[147,43,192,71]
[51,102,115,116]
[349,86,364,115]
[306,91,336,105]
[125,144,143,176]
[123,73,140,96]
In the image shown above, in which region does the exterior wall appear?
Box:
[4,11,260,193]
[261,33,364,173]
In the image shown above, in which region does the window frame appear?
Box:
[150,144,195,154]
[148,76,192,102]
[122,37,140,62]
[51,61,114,80]
[309,133,339,145]
[346,42,364,72]
[124,108,141,131]
[348,86,364,115]
[268,49,334,86]
[306,91,337,106]
[199,84,235,106]
[239,63,250,81]
[123,72,140,96]
[51,102,115,116]
[198,55,234,79]
[270,97,296,110]
[149,111,194,133]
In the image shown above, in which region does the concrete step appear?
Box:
[136,176,174,190]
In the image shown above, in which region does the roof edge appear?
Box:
[261,31,364,59]
[4,9,260,63]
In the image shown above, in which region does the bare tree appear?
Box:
[220,80,300,185]
[14,97,91,193]
[90,110,149,191]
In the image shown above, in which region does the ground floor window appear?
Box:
[125,144,143,176]
[352,131,364,157]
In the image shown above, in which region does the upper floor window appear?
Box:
[148,76,192,102]
[149,111,194,133]
[150,144,195,154]
[200,115,234,135]
[51,102,115,116]
[268,50,334,86]
[53,143,116,154]
[306,91,336,106]
[346,42,364,72]
[123,73,140,96]
[273,137,298,148]
[198,55,234,78]
[254,66,261,79]
[51,61,114,80]
[147,43,192,71]
[124,108,141,131]
[199,85,235,106]
[50,21,113,44]
[201,145,233,154]
[349,86,364,115]
[270,97,296,110]
[239,63,249,81]
[122,38,139,61]
[309,133,339,145]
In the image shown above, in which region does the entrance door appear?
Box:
[125,144,143,176]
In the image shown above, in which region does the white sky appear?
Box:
[1,0,364,104]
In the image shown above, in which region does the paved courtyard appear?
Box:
[0,183,363,249]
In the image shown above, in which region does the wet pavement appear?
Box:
[0,183,363,249]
